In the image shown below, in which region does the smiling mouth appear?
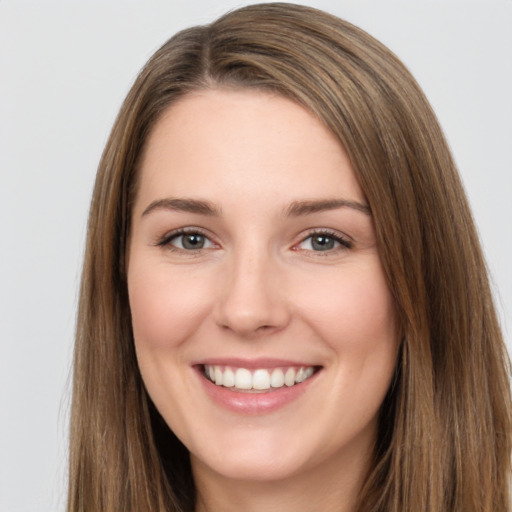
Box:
[202,365,320,393]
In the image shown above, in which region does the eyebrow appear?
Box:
[141,197,371,218]
[142,198,221,217]
[285,199,371,216]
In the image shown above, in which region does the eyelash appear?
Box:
[155,228,353,254]
[294,229,353,254]
[156,227,213,251]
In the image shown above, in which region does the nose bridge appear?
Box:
[215,240,289,337]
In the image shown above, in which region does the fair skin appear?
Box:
[127,89,398,512]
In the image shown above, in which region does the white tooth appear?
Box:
[214,366,223,385]
[223,367,235,387]
[304,367,314,379]
[253,369,271,390]
[270,368,285,388]
[208,366,215,381]
[235,368,252,390]
[284,367,296,387]
[295,367,306,383]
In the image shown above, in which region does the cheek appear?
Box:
[305,263,397,428]
[299,262,396,346]
[127,260,216,421]
[128,261,213,350]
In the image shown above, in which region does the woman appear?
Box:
[68,3,512,511]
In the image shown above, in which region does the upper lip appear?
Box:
[192,357,320,369]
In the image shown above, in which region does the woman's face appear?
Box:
[128,89,398,484]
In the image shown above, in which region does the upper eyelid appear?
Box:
[156,227,215,246]
[296,228,352,244]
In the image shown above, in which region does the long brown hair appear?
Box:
[68,3,512,511]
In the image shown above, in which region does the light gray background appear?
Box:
[1,1,511,511]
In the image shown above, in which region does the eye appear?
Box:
[158,229,216,251]
[296,231,352,252]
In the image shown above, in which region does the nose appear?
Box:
[213,249,291,338]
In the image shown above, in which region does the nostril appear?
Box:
[213,279,291,337]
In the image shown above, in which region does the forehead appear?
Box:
[135,88,364,212]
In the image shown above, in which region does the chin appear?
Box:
[192,447,309,483]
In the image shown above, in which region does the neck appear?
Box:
[192,443,373,512]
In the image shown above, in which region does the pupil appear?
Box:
[312,236,334,251]
[183,234,204,250]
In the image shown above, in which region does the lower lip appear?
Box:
[195,367,320,415]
